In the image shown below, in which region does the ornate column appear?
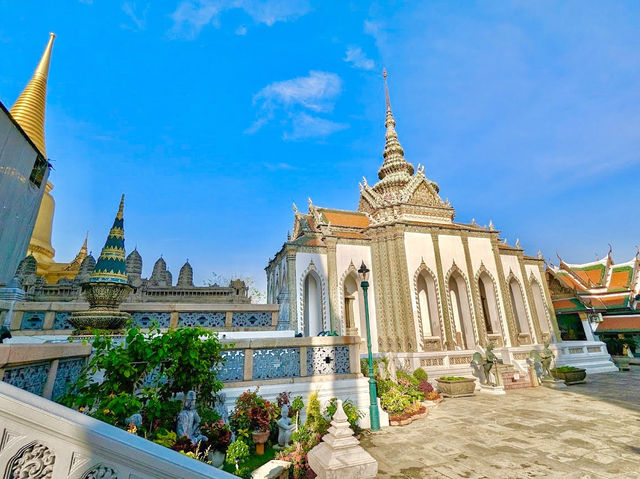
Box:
[539,263,562,342]
[431,232,453,349]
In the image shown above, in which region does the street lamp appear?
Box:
[358,261,380,431]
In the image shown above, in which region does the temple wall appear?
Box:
[501,253,538,343]
[437,234,467,273]
[0,105,49,286]
[403,232,437,351]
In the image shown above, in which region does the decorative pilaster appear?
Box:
[326,237,339,332]
[431,233,453,348]
[461,236,487,346]
[286,251,298,332]
[369,232,390,351]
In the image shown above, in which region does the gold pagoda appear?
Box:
[10,33,87,283]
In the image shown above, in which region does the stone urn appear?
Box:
[435,377,477,398]
[252,430,270,455]
[551,367,587,385]
[69,282,133,331]
[611,355,632,371]
[208,450,225,468]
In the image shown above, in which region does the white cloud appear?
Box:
[284,113,348,140]
[253,71,342,113]
[169,0,311,39]
[247,71,347,139]
[235,25,247,35]
[344,46,375,70]
[122,2,149,31]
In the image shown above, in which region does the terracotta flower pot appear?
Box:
[252,430,270,455]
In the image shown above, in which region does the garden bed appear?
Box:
[389,405,428,426]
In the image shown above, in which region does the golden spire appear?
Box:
[117,194,125,220]
[10,33,56,157]
[374,69,414,193]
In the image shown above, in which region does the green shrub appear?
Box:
[438,376,469,381]
[412,368,428,381]
[58,321,225,433]
[380,386,411,415]
[226,439,250,471]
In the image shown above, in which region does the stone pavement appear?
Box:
[360,367,640,479]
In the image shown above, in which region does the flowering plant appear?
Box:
[230,388,276,434]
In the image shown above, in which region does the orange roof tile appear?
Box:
[553,299,582,311]
[321,210,370,229]
[598,315,640,332]
[610,268,633,290]
[573,268,604,286]
[556,273,586,291]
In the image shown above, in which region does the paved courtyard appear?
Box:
[361,367,640,479]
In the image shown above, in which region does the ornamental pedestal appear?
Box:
[69,282,132,331]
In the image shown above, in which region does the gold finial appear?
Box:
[117,194,125,220]
[383,68,390,111]
[10,33,56,157]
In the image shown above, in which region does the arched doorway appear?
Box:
[530,279,551,339]
[478,272,502,339]
[416,269,442,348]
[343,273,363,337]
[448,271,475,349]
[303,272,323,336]
[509,278,531,342]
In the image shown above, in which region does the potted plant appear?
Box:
[230,389,276,455]
[603,337,636,371]
[550,366,587,385]
[435,376,476,397]
[202,420,231,468]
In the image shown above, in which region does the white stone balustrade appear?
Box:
[0,381,236,479]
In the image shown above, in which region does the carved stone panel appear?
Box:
[8,443,55,479]
[82,464,118,479]
[306,346,350,376]
[177,312,225,328]
[252,348,300,380]
[218,350,245,382]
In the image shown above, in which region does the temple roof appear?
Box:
[548,249,640,314]
[597,315,640,333]
[10,33,55,158]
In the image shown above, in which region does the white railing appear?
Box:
[0,381,235,479]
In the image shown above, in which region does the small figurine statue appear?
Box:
[472,342,498,386]
[277,405,296,447]
[126,412,143,430]
[213,391,230,425]
[177,390,208,445]
[530,340,555,380]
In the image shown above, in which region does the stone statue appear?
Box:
[472,343,498,386]
[277,405,296,447]
[125,412,143,429]
[530,341,555,380]
[177,390,208,445]
[213,391,230,425]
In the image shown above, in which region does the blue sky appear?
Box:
[1,1,639,295]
